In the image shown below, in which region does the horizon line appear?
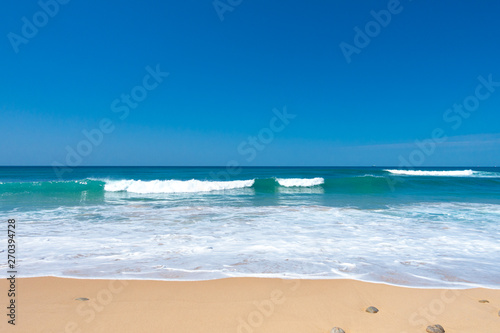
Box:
[0,165,498,168]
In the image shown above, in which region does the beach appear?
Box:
[1,277,500,332]
[1,167,500,332]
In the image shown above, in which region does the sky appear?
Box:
[1,0,500,166]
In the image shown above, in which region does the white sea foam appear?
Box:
[385,169,479,177]
[276,177,324,187]
[7,202,500,287]
[104,179,255,193]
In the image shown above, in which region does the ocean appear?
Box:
[1,166,499,288]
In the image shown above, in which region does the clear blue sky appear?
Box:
[2,0,500,166]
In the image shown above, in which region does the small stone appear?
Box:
[330,327,345,333]
[426,324,445,333]
[75,297,89,301]
[498,310,500,317]
[365,306,379,313]
[434,324,445,332]
[478,299,489,303]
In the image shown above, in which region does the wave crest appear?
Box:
[383,169,500,177]
[104,179,255,194]
[385,169,474,176]
[276,177,324,187]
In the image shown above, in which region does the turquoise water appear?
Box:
[1,167,499,287]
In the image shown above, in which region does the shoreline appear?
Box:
[2,277,499,332]
[9,274,500,290]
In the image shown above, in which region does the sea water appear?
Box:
[1,166,499,288]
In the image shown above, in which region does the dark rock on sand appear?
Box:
[330,327,345,333]
[75,297,89,301]
[365,306,379,313]
[478,299,489,303]
[426,324,445,333]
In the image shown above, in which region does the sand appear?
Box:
[1,277,499,332]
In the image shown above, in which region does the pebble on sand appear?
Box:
[75,297,89,301]
[426,324,445,333]
[478,299,489,303]
[330,327,345,333]
[365,306,379,313]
